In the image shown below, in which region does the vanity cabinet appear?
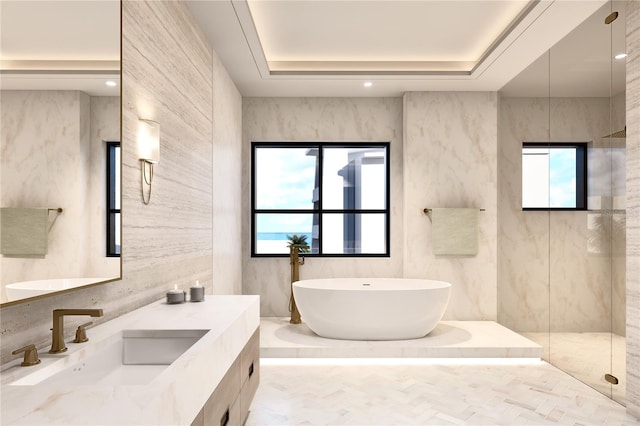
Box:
[191,328,260,426]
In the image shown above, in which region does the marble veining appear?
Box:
[242,93,500,321]
[498,97,622,333]
[248,358,638,425]
[403,92,499,321]
[0,91,119,302]
[523,331,626,403]
[626,0,640,418]
[0,0,246,365]
[241,97,404,317]
[0,296,259,426]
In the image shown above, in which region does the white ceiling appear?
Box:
[247,1,528,64]
[186,0,616,97]
[0,1,625,98]
[0,0,120,97]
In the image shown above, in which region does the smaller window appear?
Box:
[522,142,587,210]
[106,142,120,256]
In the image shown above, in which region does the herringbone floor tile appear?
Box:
[246,360,639,426]
[523,332,626,402]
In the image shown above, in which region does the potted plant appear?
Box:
[286,234,310,253]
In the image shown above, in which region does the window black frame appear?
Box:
[251,141,391,257]
[106,141,121,257]
[522,142,588,211]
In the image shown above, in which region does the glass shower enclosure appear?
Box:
[498,0,626,406]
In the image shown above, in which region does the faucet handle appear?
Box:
[12,344,41,367]
[72,322,93,343]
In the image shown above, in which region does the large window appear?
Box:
[522,142,587,210]
[252,142,390,256]
[106,141,120,257]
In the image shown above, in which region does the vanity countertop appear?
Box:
[0,295,260,425]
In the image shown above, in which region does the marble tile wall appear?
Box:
[212,49,243,295]
[0,91,98,301]
[498,97,620,333]
[0,0,245,364]
[241,98,404,317]
[403,92,499,320]
[498,98,550,333]
[242,94,499,320]
[626,0,640,418]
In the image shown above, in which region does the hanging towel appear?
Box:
[431,208,478,256]
[0,208,48,256]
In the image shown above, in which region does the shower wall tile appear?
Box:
[610,92,628,337]
[403,92,498,320]
[241,98,404,317]
[498,97,551,331]
[626,0,640,418]
[498,97,615,333]
[0,0,243,364]
[613,92,626,134]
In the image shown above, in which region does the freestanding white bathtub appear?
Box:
[292,278,451,340]
[5,278,112,302]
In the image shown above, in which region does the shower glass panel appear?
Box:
[548,0,626,402]
[610,0,627,406]
[499,0,626,407]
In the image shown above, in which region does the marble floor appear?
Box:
[246,358,637,425]
[523,332,626,404]
[247,319,637,425]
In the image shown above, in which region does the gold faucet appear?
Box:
[289,245,309,324]
[72,322,94,343]
[12,344,41,366]
[49,309,104,353]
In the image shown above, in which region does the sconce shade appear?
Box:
[138,119,160,164]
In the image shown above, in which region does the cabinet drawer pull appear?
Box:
[220,408,230,426]
[248,362,254,378]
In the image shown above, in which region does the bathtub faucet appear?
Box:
[289,244,309,324]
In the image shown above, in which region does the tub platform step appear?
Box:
[260,318,543,359]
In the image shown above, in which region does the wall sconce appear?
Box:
[138,119,160,205]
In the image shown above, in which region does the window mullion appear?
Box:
[317,143,324,255]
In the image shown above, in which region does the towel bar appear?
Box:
[48,208,63,213]
[423,208,485,214]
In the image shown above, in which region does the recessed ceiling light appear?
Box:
[614,53,627,60]
[105,80,117,87]
[363,81,373,88]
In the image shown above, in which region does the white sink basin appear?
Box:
[10,329,209,386]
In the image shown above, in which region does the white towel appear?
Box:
[431,208,478,256]
[0,208,48,256]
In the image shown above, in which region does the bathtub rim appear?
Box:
[4,277,114,303]
[292,277,452,340]
[293,277,452,291]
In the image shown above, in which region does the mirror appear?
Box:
[0,1,121,305]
